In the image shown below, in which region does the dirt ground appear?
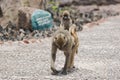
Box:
[0,15,120,80]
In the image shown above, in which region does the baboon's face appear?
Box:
[62,11,71,21]
[54,33,68,49]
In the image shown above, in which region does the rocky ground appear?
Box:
[0,15,120,80]
[1,1,120,42]
[0,4,119,41]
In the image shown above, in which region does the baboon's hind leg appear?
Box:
[69,46,78,69]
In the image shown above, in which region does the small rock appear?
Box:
[18,29,26,40]
[23,39,29,44]
[32,30,41,39]
[0,25,3,32]
[29,39,36,43]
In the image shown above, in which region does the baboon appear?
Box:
[51,29,75,75]
[60,10,72,30]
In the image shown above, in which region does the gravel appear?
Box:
[0,15,120,80]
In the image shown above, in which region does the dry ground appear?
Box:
[0,16,120,80]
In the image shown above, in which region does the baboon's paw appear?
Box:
[61,71,67,75]
[51,72,58,75]
[67,66,76,72]
[51,70,61,75]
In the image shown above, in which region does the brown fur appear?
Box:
[51,29,75,75]
[68,24,79,68]
[60,10,72,30]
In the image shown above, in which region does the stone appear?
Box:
[23,39,29,44]
[32,30,41,39]
[31,9,53,30]
[17,7,36,32]
[18,29,26,40]
[0,25,3,32]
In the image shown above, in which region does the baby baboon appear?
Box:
[60,10,72,30]
[51,29,75,75]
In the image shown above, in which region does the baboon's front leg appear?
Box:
[61,52,70,75]
[51,44,59,74]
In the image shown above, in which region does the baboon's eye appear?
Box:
[64,36,66,39]
[55,37,57,40]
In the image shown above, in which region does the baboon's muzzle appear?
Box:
[63,15,69,20]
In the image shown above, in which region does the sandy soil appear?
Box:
[0,16,120,80]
